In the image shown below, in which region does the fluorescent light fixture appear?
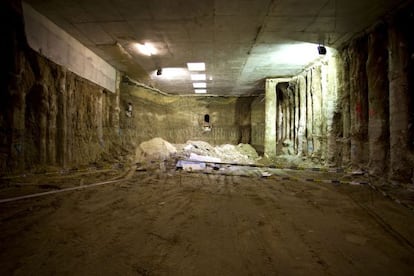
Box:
[193,82,207,88]
[134,42,157,56]
[187,62,205,71]
[191,74,206,81]
[194,89,207,94]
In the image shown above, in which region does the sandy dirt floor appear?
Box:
[1,167,414,275]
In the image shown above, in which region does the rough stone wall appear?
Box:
[333,3,414,182]
[305,70,314,156]
[120,81,255,147]
[348,37,369,170]
[388,13,412,181]
[310,66,323,159]
[1,0,120,173]
[325,57,339,165]
[366,23,389,176]
[264,62,337,162]
[251,96,265,154]
[297,76,307,156]
[339,50,351,167]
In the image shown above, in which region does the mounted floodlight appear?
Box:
[135,42,157,56]
[317,45,327,55]
[191,74,206,81]
[187,62,205,71]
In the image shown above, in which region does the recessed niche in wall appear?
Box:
[203,114,211,131]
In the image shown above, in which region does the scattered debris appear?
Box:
[136,137,177,163]
[177,160,206,171]
[260,171,272,177]
[136,137,262,172]
[188,153,221,163]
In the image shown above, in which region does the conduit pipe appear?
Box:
[0,166,136,204]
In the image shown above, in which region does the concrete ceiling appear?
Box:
[25,0,405,96]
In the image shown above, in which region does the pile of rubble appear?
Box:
[135,137,261,171]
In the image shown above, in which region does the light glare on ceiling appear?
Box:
[194,89,207,94]
[193,82,207,88]
[155,67,188,79]
[272,43,323,65]
[191,74,206,81]
[187,62,205,71]
[135,42,157,56]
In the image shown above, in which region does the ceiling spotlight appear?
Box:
[317,45,327,55]
[134,42,157,56]
[156,68,162,75]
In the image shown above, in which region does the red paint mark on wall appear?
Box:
[355,103,362,115]
[355,102,365,120]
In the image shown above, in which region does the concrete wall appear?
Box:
[22,2,116,93]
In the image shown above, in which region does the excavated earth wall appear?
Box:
[1,1,121,173]
[120,82,254,148]
[333,4,414,182]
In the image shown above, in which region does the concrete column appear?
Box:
[265,79,277,159]
[277,100,283,142]
[286,94,291,141]
[312,66,323,159]
[66,73,74,165]
[289,86,295,143]
[47,82,57,165]
[388,20,411,181]
[38,83,48,165]
[326,55,339,165]
[341,50,351,166]
[306,70,313,155]
[294,80,300,154]
[367,23,389,176]
[57,68,67,167]
[284,94,287,141]
[10,77,26,172]
[348,37,368,170]
[113,71,121,130]
[297,75,307,155]
[97,90,104,147]
[321,62,329,162]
